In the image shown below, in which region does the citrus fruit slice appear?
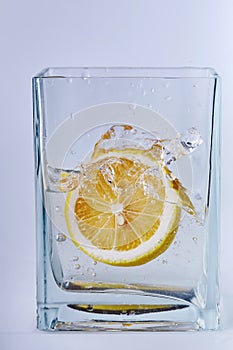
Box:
[64,124,194,266]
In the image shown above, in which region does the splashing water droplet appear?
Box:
[56,233,67,242]
[47,165,81,192]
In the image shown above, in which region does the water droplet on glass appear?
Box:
[164,81,170,88]
[162,259,168,264]
[92,272,96,277]
[180,127,203,153]
[74,264,81,269]
[56,233,67,242]
[141,89,146,96]
[81,69,90,80]
[67,77,73,84]
[71,149,76,155]
[73,256,79,261]
[151,87,155,93]
[164,95,172,101]
[55,206,60,212]
[92,261,97,265]
[130,82,135,87]
[147,104,152,109]
[193,84,197,88]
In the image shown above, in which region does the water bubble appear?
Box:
[180,128,203,153]
[55,206,60,212]
[64,281,70,288]
[56,233,67,242]
[92,272,96,277]
[73,256,79,261]
[192,237,197,243]
[116,213,125,226]
[74,264,81,269]
[195,193,202,201]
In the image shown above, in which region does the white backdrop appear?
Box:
[1,0,233,349]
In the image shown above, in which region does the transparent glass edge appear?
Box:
[32,67,220,79]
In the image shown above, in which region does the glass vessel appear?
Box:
[33,67,221,331]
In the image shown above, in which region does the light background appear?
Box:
[1,0,233,349]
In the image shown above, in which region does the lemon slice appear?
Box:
[64,124,194,266]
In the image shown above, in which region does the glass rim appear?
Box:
[33,66,220,80]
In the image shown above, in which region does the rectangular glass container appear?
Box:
[33,67,221,331]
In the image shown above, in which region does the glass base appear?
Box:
[37,291,219,331]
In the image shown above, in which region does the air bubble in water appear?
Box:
[192,237,197,243]
[195,193,202,201]
[56,233,67,242]
[180,128,203,153]
[116,213,125,226]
